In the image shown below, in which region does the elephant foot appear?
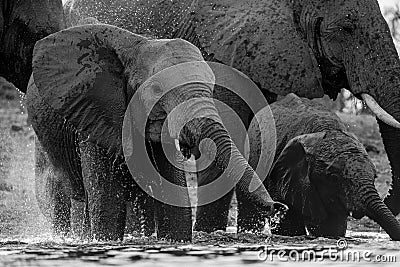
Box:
[155,201,192,242]
[126,191,156,237]
[194,190,233,233]
[146,141,193,242]
[237,189,265,233]
[272,209,307,236]
[70,198,91,240]
[34,140,72,237]
[306,214,347,238]
[194,158,234,233]
[50,196,72,237]
[80,141,127,241]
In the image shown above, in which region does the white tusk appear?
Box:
[361,93,400,129]
[174,139,181,152]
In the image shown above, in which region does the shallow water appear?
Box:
[0,231,399,267]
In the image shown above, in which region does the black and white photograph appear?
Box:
[0,0,400,266]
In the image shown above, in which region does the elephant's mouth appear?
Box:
[312,17,350,99]
[145,109,199,159]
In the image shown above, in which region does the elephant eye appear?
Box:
[340,22,355,34]
[149,81,164,97]
[340,12,358,34]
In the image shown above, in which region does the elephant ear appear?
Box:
[268,132,328,223]
[32,24,147,156]
[194,0,323,98]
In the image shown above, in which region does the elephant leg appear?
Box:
[306,214,347,238]
[126,187,156,237]
[138,191,156,237]
[70,198,91,239]
[125,201,141,236]
[194,186,234,233]
[79,141,127,241]
[272,208,306,236]
[194,160,233,233]
[35,139,71,236]
[236,188,264,232]
[147,141,192,242]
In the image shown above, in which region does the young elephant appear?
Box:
[27,23,280,241]
[243,94,400,240]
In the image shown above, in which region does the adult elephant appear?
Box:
[27,23,281,241]
[64,0,400,231]
[0,0,64,91]
[244,94,400,240]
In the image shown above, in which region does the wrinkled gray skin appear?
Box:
[64,0,400,233]
[0,0,64,91]
[27,23,280,241]
[244,94,400,240]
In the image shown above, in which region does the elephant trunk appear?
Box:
[363,186,400,240]
[168,92,277,214]
[198,119,275,210]
[370,74,400,216]
[354,32,400,216]
[378,119,400,216]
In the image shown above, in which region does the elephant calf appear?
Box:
[242,94,400,240]
[27,23,281,241]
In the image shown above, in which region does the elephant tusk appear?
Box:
[361,94,400,129]
[174,139,181,152]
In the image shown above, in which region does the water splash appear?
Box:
[0,95,51,241]
[268,206,288,233]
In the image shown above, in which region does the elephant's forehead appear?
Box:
[310,131,369,163]
[310,0,382,18]
[67,0,193,37]
[139,39,203,77]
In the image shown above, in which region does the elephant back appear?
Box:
[63,0,195,38]
[270,94,347,158]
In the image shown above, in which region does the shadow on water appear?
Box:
[1,95,400,266]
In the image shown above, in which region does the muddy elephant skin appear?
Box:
[243,94,400,240]
[64,0,400,231]
[0,0,64,91]
[27,23,280,241]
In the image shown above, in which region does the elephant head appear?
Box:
[0,0,64,91]
[247,94,400,240]
[285,0,400,218]
[30,23,280,220]
[197,0,400,217]
[194,0,400,122]
[265,132,400,240]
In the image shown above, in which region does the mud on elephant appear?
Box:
[27,23,283,241]
[0,0,64,91]
[64,0,400,232]
[241,94,400,240]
